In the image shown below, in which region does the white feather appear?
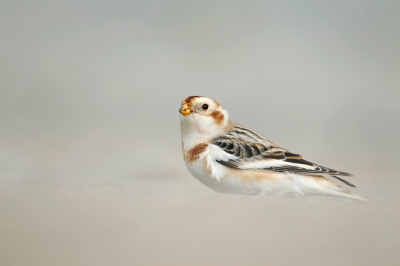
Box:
[206,144,236,180]
[236,159,316,170]
[179,96,368,200]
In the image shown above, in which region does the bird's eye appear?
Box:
[202,104,208,110]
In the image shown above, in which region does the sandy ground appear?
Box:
[1,179,399,266]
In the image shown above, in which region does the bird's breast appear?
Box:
[183,142,209,164]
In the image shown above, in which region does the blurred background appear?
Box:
[1,1,399,265]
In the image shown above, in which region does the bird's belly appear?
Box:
[185,160,275,195]
[195,172,259,194]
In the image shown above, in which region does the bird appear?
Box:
[179,96,367,200]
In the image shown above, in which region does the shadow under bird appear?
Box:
[179,96,367,200]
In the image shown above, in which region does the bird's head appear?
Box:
[179,96,231,140]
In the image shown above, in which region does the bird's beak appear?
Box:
[179,103,191,115]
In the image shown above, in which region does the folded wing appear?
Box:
[211,134,355,187]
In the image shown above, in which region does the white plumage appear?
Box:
[180,96,367,200]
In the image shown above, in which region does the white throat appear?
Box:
[180,112,229,151]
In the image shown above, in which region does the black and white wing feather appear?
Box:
[212,124,355,187]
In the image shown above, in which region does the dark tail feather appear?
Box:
[332,175,356,188]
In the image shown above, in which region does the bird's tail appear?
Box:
[294,175,369,201]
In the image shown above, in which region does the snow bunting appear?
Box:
[179,96,367,200]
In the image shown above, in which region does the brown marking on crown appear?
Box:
[211,110,225,125]
[185,143,208,164]
[183,96,200,105]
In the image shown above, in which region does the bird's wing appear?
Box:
[210,134,354,185]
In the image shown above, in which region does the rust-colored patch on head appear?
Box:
[184,96,200,105]
[185,143,208,164]
[188,95,201,99]
[211,110,225,125]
